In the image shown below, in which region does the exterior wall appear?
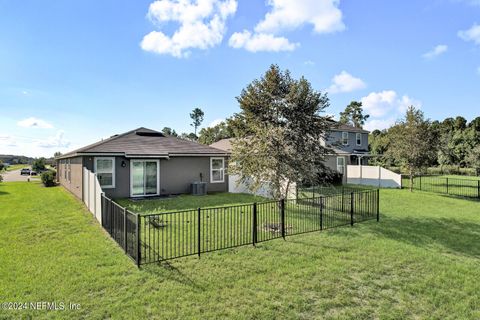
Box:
[326,130,369,152]
[85,155,229,198]
[58,156,83,199]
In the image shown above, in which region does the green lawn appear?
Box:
[3,164,29,172]
[1,182,479,319]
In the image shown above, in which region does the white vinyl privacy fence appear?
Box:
[83,168,104,223]
[229,174,297,199]
[346,165,401,188]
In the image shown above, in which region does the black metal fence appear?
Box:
[137,189,380,265]
[402,175,480,199]
[101,195,139,262]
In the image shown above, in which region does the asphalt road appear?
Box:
[2,168,40,182]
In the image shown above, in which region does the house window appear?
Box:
[356,133,362,146]
[342,132,349,146]
[94,157,115,188]
[63,160,67,180]
[337,157,345,175]
[67,159,71,182]
[210,157,225,183]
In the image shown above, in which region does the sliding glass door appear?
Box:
[131,160,159,197]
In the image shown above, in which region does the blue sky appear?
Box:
[0,0,479,157]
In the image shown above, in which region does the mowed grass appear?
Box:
[1,182,479,319]
[3,164,29,172]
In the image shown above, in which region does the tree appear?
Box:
[190,108,204,136]
[466,145,480,175]
[339,101,369,128]
[198,121,234,145]
[32,158,46,172]
[385,106,437,191]
[179,132,198,141]
[229,64,335,199]
[53,151,62,158]
[0,160,4,172]
[161,127,178,137]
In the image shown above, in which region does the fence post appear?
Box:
[446,178,449,194]
[123,208,127,253]
[419,175,422,190]
[477,180,480,199]
[341,189,345,212]
[252,203,257,246]
[197,208,201,257]
[136,214,141,267]
[320,196,323,230]
[376,189,380,222]
[280,199,286,240]
[350,192,354,226]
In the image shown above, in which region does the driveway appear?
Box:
[2,168,40,182]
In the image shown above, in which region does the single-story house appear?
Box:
[56,127,229,199]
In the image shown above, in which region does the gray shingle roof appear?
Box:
[57,127,228,159]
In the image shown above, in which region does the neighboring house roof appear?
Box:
[329,121,370,134]
[57,127,228,159]
[209,138,234,152]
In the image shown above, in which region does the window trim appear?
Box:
[356,133,362,146]
[342,132,349,146]
[129,159,160,198]
[210,157,225,183]
[67,159,71,182]
[94,157,115,189]
[337,156,346,175]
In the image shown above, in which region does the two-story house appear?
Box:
[322,123,370,180]
[210,122,370,181]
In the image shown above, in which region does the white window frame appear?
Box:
[210,157,225,183]
[337,156,346,175]
[356,133,362,146]
[129,159,160,198]
[67,159,71,182]
[94,157,115,189]
[63,160,67,180]
[342,132,349,146]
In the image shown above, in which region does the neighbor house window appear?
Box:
[63,160,67,180]
[356,133,362,146]
[210,157,225,183]
[337,157,345,175]
[342,132,349,146]
[94,157,115,188]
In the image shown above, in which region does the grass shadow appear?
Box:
[143,259,205,291]
[369,216,480,259]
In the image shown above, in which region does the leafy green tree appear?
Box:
[190,108,204,136]
[161,127,178,137]
[368,130,390,166]
[32,158,46,172]
[179,132,198,141]
[386,106,437,191]
[53,152,62,158]
[198,121,234,145]
[339,101,369,128]
[230,64,335,199]
[0,160,4,172]
[466,145,480,175]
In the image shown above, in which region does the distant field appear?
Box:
[4,164,29,171]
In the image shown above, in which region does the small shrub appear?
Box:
[41,171,56,187]
[0,174,3,183]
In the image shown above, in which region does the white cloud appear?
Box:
[228,30,298,52]
[458,23,480,45]
[37,131,70,148]
[364,118,396,132]
[327,71,366,94]
[229,0,343,53]
[17,117,53,129]
[208,118,225,127]
[254,0,345,35]
[141,0,238,58]
[360,91,421,118]
[304,60,315,66]
[422,44,448,59]
[0,135,17,147]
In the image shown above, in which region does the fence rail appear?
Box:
[137,189,380,265]
[402,175,480,199]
